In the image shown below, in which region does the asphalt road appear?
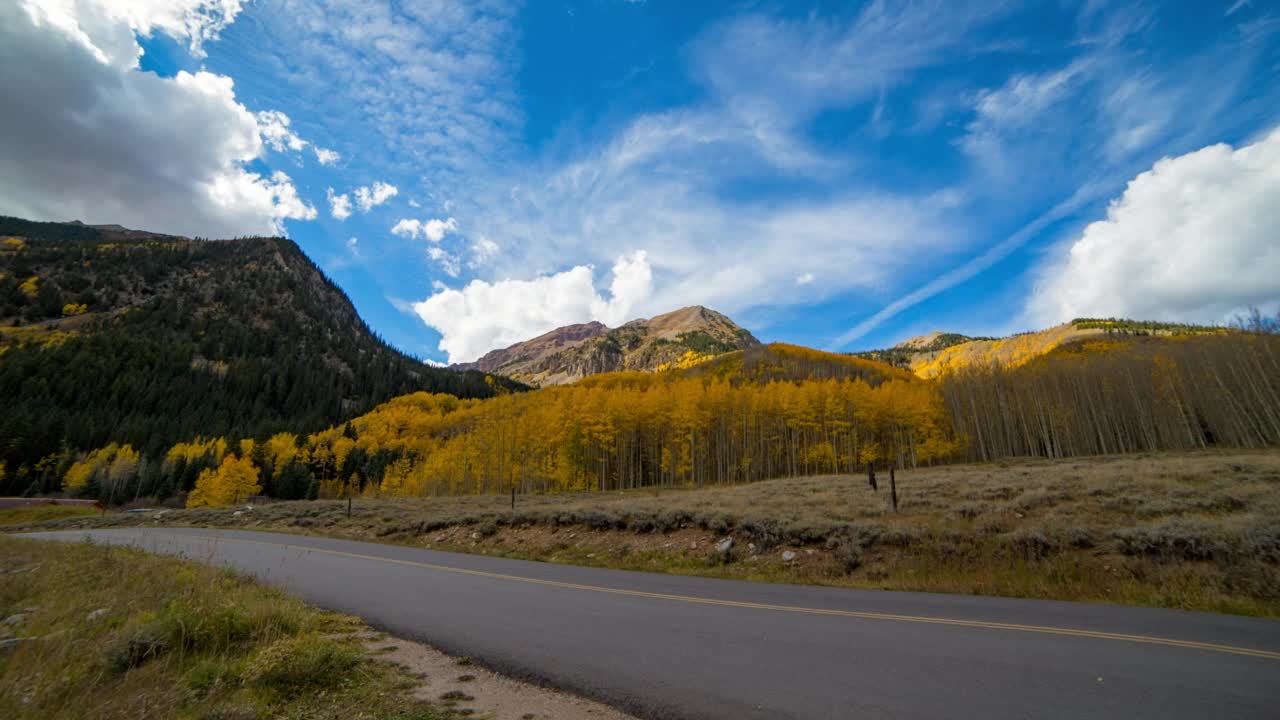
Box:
[22,528,1280,719]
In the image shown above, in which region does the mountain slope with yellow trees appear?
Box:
[454,305,760,386]
[40,320,1280,507]
[859,319,1228,378]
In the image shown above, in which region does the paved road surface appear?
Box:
[22,528,1280,719]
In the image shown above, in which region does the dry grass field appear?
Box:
[10,449,1280,616]
[0,536,459,720]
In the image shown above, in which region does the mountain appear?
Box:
[857,319,1225,378]
[454,305,761,386]
[0,215,520,495]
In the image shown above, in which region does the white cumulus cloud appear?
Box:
[0,0,314,237]
[354,181,398,212]
[255,109,307,153]
[327,188,352,220]
[414,250,653,364]
[1028,128,1280,325]
[22,0,245,66]
[314,146,340,165]
[392,217,458,242]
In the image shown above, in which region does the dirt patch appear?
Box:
[365,634,636,720]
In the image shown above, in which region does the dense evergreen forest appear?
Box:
[0,217,520,497]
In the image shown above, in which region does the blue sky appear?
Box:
[3,0,1278,364]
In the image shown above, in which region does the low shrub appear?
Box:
[245,635,362,695]
[1002,529,1056,560]
[832,542,863,574]
[1113,520,1236,561]
[106,616,174,672]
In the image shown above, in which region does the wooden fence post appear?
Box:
[347,496,352,518]
[889,466,898,513]
[511,486,516,512]
[867,461,877,492]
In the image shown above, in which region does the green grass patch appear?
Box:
[0,504,97,525]
[0,536,452,720]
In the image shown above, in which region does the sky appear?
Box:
[2,0,1278,365]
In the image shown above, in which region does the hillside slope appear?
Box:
[859,320,1225,378]
[0,215,518,495]
[455,305,761,386]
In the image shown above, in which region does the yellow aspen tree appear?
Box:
[186,454,262,508]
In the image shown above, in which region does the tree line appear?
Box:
[940,333,1280,462]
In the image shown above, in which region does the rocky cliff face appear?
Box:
[455,306,760,386]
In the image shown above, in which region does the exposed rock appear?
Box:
[781,550,798,562]
[453,306,760,386]
[3,613,28,627]
[86,608,109,622]
[715,537,734,554]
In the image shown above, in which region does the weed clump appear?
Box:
[106,616,174,672]
[245,635,362,695]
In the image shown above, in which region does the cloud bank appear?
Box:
[414,251,653,363]
[0,0,319,238]
[1029,128,1280,325]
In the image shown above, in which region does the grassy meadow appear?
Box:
[0,504,99,526]
[8,449,1280,616]
[0,536,453,720]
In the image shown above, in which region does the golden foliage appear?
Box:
[186,454,262,507]
[165,437,228,467]
[263,432,300,477]
[61,303,89,316]
[308,367,957,497]
[654,350,717,372]
[18,275,39,298]
[63,443,139,490]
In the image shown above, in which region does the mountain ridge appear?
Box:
[454,305,761,386]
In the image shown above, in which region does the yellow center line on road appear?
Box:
[186,533,1280,661]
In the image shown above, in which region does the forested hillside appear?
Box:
[858,320,1226,377]
[34,322,1280,506]
[294,334,1279,499]
[60,343,940,504]
[0,216,520,497]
